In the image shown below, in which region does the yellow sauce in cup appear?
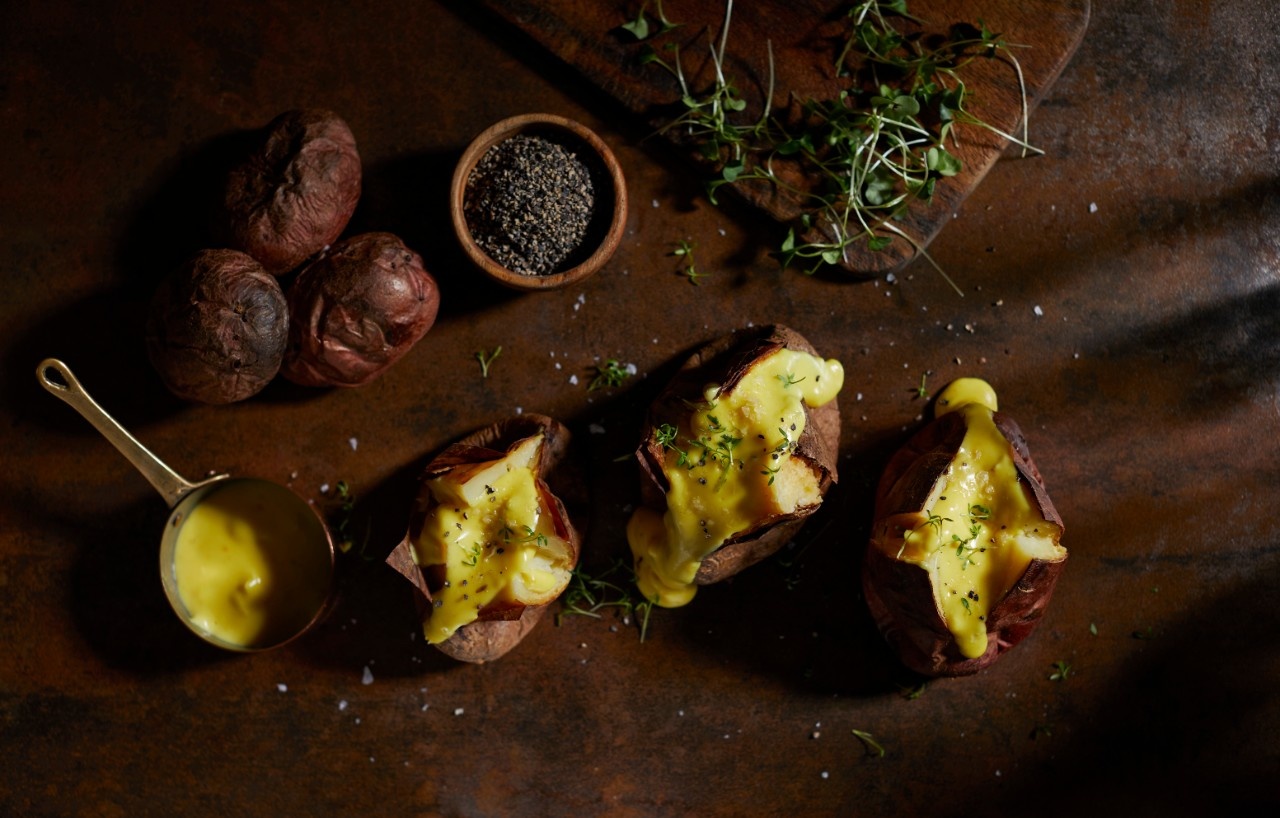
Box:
[170,480,332,649]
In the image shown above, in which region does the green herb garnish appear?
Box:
[475,346,502,378]
[556,559,654,642]
[620,0,679,41]
[673,239,708,285]
[588,358,632,391]
[632,0,1040,292]
[852,729,886,757]
[1048,660,1073,681]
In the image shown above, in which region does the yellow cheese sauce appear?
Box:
[894,378,1063,658]
[412,433,573,644]
[171,480,332,649]
[628,347,844,607]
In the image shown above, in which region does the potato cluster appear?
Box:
[146,109,439,404]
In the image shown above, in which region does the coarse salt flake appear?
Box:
[338,700,348,711]
[361,666,374,685]
[454,707,465,716]
[589,423,606,435]
[277,683,287,693]
[1034,305,1044,317]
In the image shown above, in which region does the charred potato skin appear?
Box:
[145,248,288,404]
[389,414,579,664]
[863,410,1067,677]
[280,232,439,387]
[635,324,841,586]
[219,109,362,275]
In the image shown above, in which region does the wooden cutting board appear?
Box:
[473,0,1090,275]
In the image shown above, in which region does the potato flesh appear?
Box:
[888,402,1064,658]
[412,433,573,644]
[629,348,843,607]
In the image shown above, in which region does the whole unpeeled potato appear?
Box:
[145,248,288,404]
[281,232,439,387]
[219,109,362,275]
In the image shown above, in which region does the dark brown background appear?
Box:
[3,1,1278,816]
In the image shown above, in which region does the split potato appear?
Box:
[627,324,843,608]
[385,414,580,663]
[863,378,1067,677]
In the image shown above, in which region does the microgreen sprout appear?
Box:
[588,358,632,391]
[852,729,886,758]
[673,239,708,285]
[777,371,805,388]
[630,0,1040,292]
[475,346,502,378]
[1048,660,1073,681]
[620,0,679,41]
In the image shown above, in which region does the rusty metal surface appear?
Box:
[2,0,1278,816]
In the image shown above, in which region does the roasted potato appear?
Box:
[145,248,288,404]
[627,324,843,608]
[863,378,1067,677]
[280,232,439,387]
[385,414,580,663]
[219,109,361,275]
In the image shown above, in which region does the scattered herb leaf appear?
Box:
[852,728,886,757]
[588,358,632,391]
[476,346,502,378]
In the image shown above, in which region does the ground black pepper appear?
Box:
[464,134,596,275]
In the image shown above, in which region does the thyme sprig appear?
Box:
[672,239,708,285]
[556,559,654,642]
[589,358,633,391]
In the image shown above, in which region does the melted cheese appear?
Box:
[628,347,843,607]
[171,480,331,649]
[411,433,573,644]
[892,378,1063,659]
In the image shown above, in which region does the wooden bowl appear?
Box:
[450,113,627,291]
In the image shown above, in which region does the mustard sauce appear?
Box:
[171,480,331,649]
[412,433,574,644]
[893,378,1063,658]
[628,347,843,608]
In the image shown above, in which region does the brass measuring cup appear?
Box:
[37,359,335,652]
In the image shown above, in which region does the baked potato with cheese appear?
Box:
[385,414,580,663]
[863,378,1067,677]
[627,324,843,608]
